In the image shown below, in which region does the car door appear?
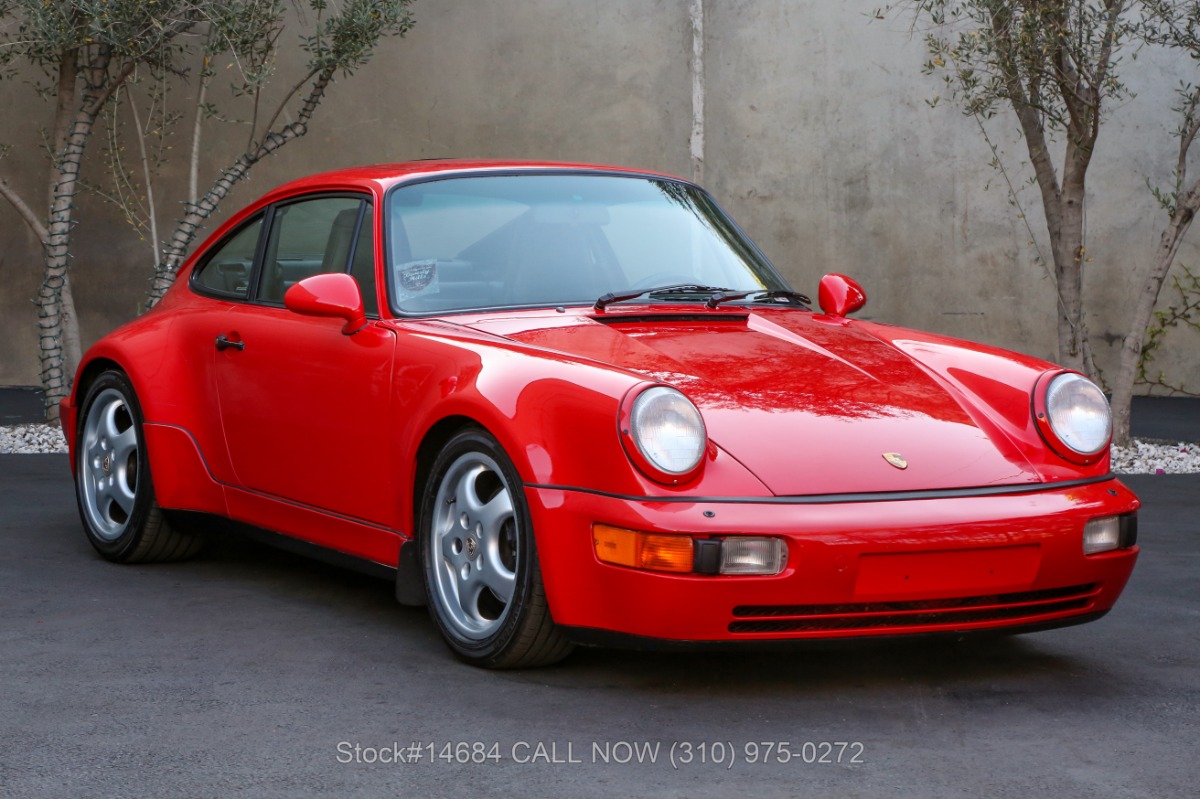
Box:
[212,194,397,526]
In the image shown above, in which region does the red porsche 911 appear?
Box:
[62,160,1139,668]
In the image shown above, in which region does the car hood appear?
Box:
[463,309,1046,495]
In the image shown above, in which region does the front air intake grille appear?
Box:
[592,313,748,324]
[729,583,1100,634]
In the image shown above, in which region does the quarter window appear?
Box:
[191,215,264,299]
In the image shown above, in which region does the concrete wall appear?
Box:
[1,0,1196,389]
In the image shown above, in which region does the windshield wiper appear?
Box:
[594,284,733,311]
[704,289,812,309]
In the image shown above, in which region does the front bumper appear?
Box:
[59,396,77,475]
[527,479,1139,642]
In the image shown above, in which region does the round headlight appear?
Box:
[1045,373,1111,456]
[629,386,706,477]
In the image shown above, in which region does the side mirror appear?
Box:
[284,273,367,335]
[817,273,866,318]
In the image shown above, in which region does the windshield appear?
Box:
[385,173,789,314]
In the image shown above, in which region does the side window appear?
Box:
[256,196,365,304]
[349,205,377,315]
[191,215,264,299]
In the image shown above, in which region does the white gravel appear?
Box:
[1110,439,1200,475]
[2,422,1197,474]
[0,423,68,454]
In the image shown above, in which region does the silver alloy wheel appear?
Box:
[430,451,519,640]
[79,387,141,541]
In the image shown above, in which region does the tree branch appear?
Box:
[149,67,336,304]
[247,81,262,152]
[190,67,210,204]
[1050,6,1088,141]
[991,7,1063,222]
[1089,0,1127,146]
[1092,0,1127,93]
[258,68,321,143]
[127,83,160,265]
[0,174,50,244]
[80,16,201,119]
[81,58,137,118]
[1177,93,1200,189]
[50,46,78,196]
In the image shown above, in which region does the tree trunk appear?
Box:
[38,154,89,420]
[39,104,84,416]
[37,47,117,420]
[1003,90,1095,378]
[61,271,83,386]
[1110,193,1198,445]
[1021,146,1093,378]
[1053,175,1090,376]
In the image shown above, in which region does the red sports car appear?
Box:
[62,160,1139,668]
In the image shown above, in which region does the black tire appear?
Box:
[419,427,572,668]
[74,370,203,563]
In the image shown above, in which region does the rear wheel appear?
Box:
[419,428,572,668]
[75,371,203,563]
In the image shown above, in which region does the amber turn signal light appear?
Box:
[592,525,694,573]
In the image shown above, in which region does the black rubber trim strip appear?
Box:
[168,510,397,581]
[560,611,1110,652]
[524,474,1114,505]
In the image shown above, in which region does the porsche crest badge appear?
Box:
[882,452,908,470]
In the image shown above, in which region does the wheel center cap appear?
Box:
[465,537,478,558]
[102,455,112,473]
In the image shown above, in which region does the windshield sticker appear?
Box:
[395,259,439,301]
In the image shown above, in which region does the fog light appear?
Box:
[1083,516,1120,555]
[720,538,786,575]
[593,525,693,573]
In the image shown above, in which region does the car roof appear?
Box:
[268,159,685,197]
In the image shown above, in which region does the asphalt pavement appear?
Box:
[0,387,44,423]
[1,389,1197,798]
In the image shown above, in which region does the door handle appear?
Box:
[215,334,244,352]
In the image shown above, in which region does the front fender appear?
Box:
[392,325,773,499]
[855,320,1112,483]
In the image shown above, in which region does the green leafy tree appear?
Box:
[1109,0,1200,442]
[146,0,414,305]
[878,0,1200,445]
[0,1,207,419]
[878,0,1135,381]
[0,1,414,420]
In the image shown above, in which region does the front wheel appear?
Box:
[419,428,572,668]
[75,371,203,563]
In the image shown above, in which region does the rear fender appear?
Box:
[68,310,237,486]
